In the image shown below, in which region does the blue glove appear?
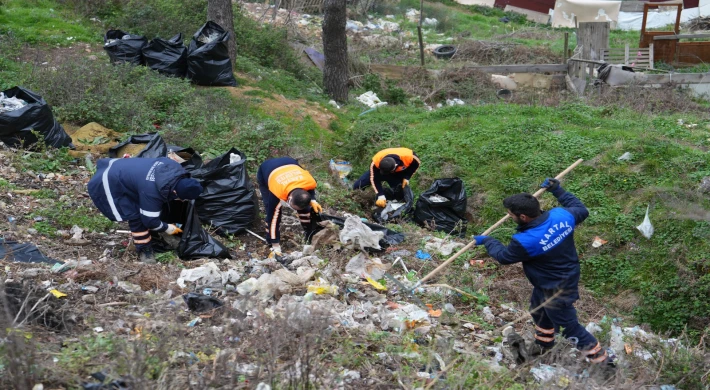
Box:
[540,178,560,191]
[473,235,488,246]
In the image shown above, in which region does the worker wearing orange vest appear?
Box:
[352,147,420,208]
[256,157,322,263]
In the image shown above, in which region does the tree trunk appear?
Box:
[208,0,237,69]
[322,0,349,102]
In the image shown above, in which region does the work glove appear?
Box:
[310,200,322,214]
[268,246,286,264]
[402,178,409,188]
[540,178,560,192]
[472,235,489,246]
[375,195,387,208]
[165,224,183,235]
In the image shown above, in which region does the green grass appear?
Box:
[336,102,710,336]
[0,0,100,45]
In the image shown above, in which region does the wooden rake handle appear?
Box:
[417,158,584,285]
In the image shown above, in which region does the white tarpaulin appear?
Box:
[551,0,621,28]
[616,0,710,30]
[617,7,699,30]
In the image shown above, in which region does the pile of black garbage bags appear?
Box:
[104,21,237,86]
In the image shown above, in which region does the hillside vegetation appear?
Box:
[1,0,709,388]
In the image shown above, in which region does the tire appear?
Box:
[433,45,457,59]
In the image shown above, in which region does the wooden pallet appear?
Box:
[601,44,654,69]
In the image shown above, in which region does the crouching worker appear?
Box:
[352,147,420,208]
[472,178,613,367]
[256,157,323,263]
[88,157,203,264]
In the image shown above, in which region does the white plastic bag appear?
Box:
[636,205,654,239]
[340,216,384,250]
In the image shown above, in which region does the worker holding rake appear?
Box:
[472,178,614,367]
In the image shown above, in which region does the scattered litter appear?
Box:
[346,253,390,279]
[424,237,464,256]
[392,257,409,273]
[592,236,608,248]
[177,262,242,288]
[586,322,602,335]
[183,292,224,313]
[49,289,67,298]
[329,159,352,184]
[188,317,202,327]
[415,250,431,260]
[307,278,339,295]
[446,98,465,106]
[237,273,287,302]
[444,303,456,314]
[406,9,420,22]
[428,194,449,203]
[340,216,385,251]
[366,276,387,291]
[636,205,654,239]
[0,92,27,113]
[93,327,104,333]
[356,91,388,109]
[426,304,442,317]
[502,325,514,337]
[51,259,91,273]
[82,286,99,294]
[423,18,439,26]
[530,364,570,383]
[117,281,141,293]
[482,306,495,323]
[328,100,341,109]
[618,152,632,161]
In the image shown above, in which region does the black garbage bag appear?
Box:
[150,200,231,260]
[103,29,148,65]
[413,178,468,237]
[186,21,237,86]
[372,185,415,224]
[108,133,167,158]
[183,292,224,313]
[0,87,73,149]
[82,371,131,390]
[167,145,203,171]
[0,238,61,265]
[142,33,188,77]
[190,148,258,235]
[308,213,405,252]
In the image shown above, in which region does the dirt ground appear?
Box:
[225,85,336,130]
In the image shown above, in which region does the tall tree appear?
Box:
[208,0,237,68]
[322,0,348,102]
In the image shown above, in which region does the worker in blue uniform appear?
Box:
[472,178,613,366]
[88,157,203,263]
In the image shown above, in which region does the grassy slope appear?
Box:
[0,0,99,44]
[334,103,710,335]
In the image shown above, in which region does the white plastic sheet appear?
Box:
[636,205,654,239]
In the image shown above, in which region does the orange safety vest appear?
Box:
[372,148,415,172]
[267,164,317,200]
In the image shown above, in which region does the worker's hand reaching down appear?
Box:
[165,224,183,235]
[310,200,322,214]
[375,195,387,208]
